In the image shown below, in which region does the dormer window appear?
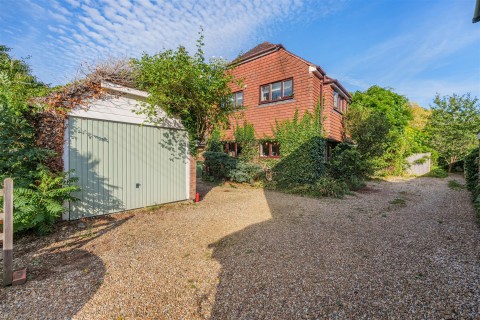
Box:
[260,79,293,103]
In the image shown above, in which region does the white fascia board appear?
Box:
[101,81,148,98]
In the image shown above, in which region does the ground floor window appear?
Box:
[260,142,280,158]
[325,141,339,161]
[224,142,242,157]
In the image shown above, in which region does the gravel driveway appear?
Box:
[1,175,479,319]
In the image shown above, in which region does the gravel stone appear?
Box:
[0,175,478,319]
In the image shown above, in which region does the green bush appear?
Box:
[234,120,257,162]
[464,147,479,193]
[229,162,263,183]
[328,143,369,189]
[279,177,349,199]
[206,128,222,152]
[272,136,326,188]
[424,167,448,178]
[310,177,349,198]
[203,151,238,180]
[6,167,79,234]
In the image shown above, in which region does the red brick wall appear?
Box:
[225,48,346,142]
[225,49,317,139]
[322,85,346,142]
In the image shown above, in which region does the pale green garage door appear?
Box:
[67,117,189,220]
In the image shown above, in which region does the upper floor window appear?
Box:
[260,142,280,158]
[231,91,243,109]
[260,79,293,103]
[333,91,345,113]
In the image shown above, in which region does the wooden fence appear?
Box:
[1,178,13,286]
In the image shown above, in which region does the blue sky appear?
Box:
[1,0,479,107]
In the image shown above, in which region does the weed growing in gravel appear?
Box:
[389,198,406,206]
[448,180,465,190]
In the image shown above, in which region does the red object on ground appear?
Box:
[12,268,27,286]
[195,193,200,203]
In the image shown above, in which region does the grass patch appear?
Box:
[423,167,448,178]
[448,180,465,190]
[389,198,406,206]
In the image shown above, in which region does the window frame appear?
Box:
[231,91,244,109]
[259,141,280,158]
[333,90,346,114]
[259,78,294,104]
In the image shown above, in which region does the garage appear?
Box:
[63,82,193,220]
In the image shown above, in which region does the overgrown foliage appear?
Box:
[229,162,263,183]
[346,86,412,175]
[464,147,480,218]
[206,128,222,153]
[233,120,257,162]
[133,33,236,152]
[327,143,368,190]
[423,167,448,178]
[272,107,325,188]
[426,94,480,172]
[0,45,79,233]
[203,152,262,183]
[464,147,479,193]
[12,168,78,234]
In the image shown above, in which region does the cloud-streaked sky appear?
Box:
[1,0,479,106]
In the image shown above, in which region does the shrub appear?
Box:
[234,120,257,162]
[206,128,222,152]
[310,177,349,198]
[464,147,479,193]
[8,167,79,234]
[203,151,238,180]
[272,106,325,188]
[328,143,369,189]
[280,177,349,199]
[229,162,263,183]
[272,136,326,188]
[424,167,448,178]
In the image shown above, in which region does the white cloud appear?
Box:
[10,0,341,84]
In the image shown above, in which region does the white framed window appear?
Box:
[231,91,244,109]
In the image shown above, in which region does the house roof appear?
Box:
[325,77,352,99]
[234,42,283,63]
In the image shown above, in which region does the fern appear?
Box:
[11,167,79,234]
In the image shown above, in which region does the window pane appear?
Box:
[333,91,338,110]
[283,80,292,97]
[236,91,243,107]
[260,142,270,157]
[271,82,282,100]
[271,143,280,156]
[228,142,236,157]
[261,85,270,101]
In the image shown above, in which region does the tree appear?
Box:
[346,86,412,175]
[426,93,480,172]
[405,102,433,155]
[0,45,50,186]
[133,33,236,153]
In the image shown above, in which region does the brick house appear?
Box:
[223,42,351,159]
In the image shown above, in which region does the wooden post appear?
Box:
[2,178,13,286]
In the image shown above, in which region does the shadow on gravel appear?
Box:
[209,177,480,319]
[0,215,132,319]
